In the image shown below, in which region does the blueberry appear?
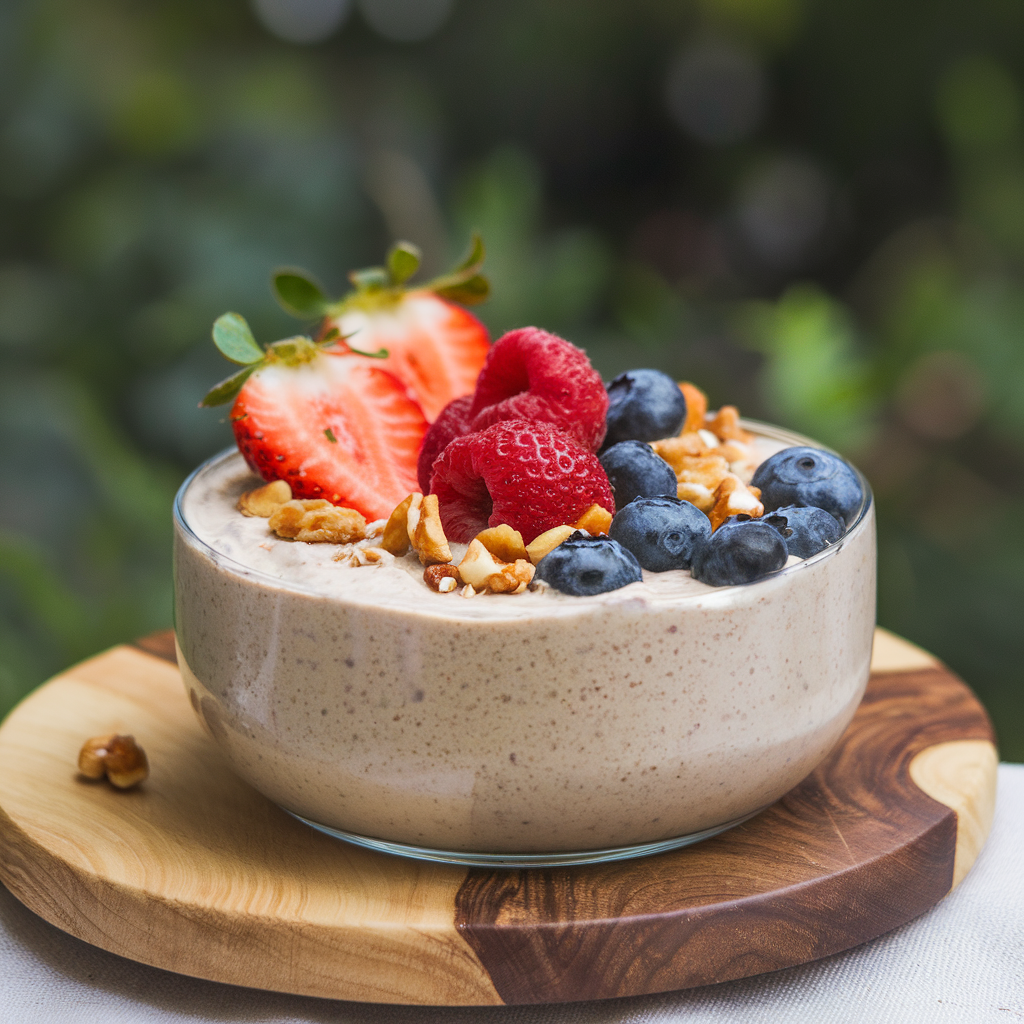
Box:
[691,516,788,586]
[751,446,863,526]
[535,533,642,596]
[603,369,687,447]
[599,441,678,511]
[610,497,711,572]
[763,505,843,559]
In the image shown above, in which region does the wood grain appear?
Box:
[0,630,997,1006]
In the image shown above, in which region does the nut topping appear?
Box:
[474,524,528,563]
[457,539,535,593]
[424,563,461,592]
[573,504,612,536]
[526,524,576,564]
[706,405,754,443]
[269,500,367,543]
[381,494,416,555]
[237,479,292,517]
[708,474,765,531]
[78,734,149,789]
[408,493,452,565]
[678,381,708,434]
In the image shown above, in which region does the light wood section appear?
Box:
[0,645,500,1005]
[0,629,998,1005]
[871,627,938,672]
[910,739,999,889]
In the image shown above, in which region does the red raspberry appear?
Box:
[430,420,614,543]
[417,393,473,493]
[468,328,608,452]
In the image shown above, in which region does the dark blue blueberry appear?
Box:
[691,516,788,586]
[609,497,711,572]
[751,446,863,526]
[599,441,678,511]
[535,533,642,596]
[603,369,687,447]
[763,505,843,559]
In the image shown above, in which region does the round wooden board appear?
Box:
[0,629,997,1006]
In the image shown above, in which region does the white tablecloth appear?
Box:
[2,765,1022,1024]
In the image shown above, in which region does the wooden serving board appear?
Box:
[0,629,997,1006]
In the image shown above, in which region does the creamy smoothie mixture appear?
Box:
[175,432,875,854]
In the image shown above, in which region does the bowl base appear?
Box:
[283,807,768,867]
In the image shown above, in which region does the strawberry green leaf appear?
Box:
[387,241,422,285]
[212,313,263,365]
[453,232,485,275]
[349,266,389,291]
[200,364,258,407]
[272,268,331,319]
[433,273,490,305]
[426,234,489,303]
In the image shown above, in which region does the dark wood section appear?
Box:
[455,666,995,1004]
[131,629,177,664]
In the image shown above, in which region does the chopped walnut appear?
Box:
[678,382,708,434]
[706,405,754,443]
[525,524,576,564]
[457,539,536,593]
[335,544,394,567]
[237,480,292,517]
[475,524,528,563]
[651,433,709,473]
[677,482,716,513]
[269,500,367,543]
[364,519,386,539]
[381,494,416,556]
[574,504,612,536]
[408,493,452,565]
[672,452,731,513]
[424,563,461,592]
[78,734,149,789]
[708,474,765,531]
[716,440,757,483]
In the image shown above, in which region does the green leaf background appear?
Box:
[2,0,1024,757]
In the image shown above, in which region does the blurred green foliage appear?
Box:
[1,0,1022,756]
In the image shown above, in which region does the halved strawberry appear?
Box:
[272,237,491,422]
[201,315,426,522]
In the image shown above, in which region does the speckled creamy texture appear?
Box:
[174,433,876,853]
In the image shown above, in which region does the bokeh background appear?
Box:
[1,0,1022,755]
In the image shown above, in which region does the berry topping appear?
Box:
[691,515,788,586]
[535,533,642,596]
[751,446,863,526]
[272,237,491,422]
[603,368,687,448]
[609,497,711,572]
[763,505,843,558]
[417,394,473,492]
[599,440,678,510]
[429,420,614,544]
[468,327,608,451]
[203,314,427,522]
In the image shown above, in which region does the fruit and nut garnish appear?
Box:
[204,238,863,595]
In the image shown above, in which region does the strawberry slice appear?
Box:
[330,292,488,422]
[201,316,427,522]
[272,237,491,423]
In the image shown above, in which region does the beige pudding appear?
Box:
[173,424,875,860]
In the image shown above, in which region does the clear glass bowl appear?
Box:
[173,422,875,867]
